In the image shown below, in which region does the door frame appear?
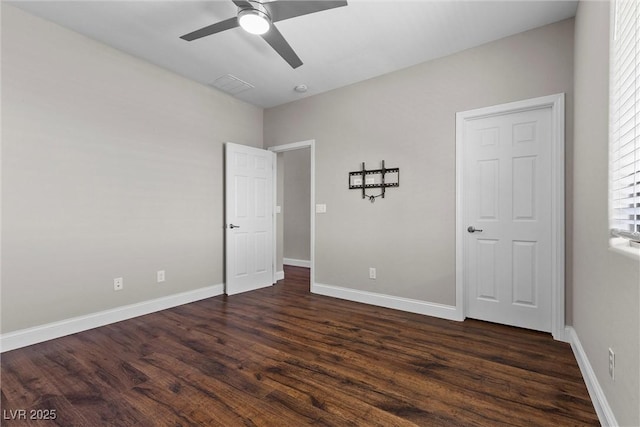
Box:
[455,93,566,341]
[268,140,315,288]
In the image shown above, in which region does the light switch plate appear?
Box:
[316,204,327,213]
[275,205,281,214]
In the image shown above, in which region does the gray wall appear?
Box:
[283,149,311,263]
[572,2,640,425]
[264,19,574,305]
[1,5,263,333]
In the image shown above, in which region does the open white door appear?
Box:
[225,143,274,295]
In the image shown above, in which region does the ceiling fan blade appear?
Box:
[180,17,239,41]
[264,1,348,23]
[261,25,303,69]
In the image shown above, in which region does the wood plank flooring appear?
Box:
[1,266,598,426]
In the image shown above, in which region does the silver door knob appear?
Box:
[229,224,240,229]
[467,226,483,233]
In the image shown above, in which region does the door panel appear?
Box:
[512,156,536,220]
[478,159,499,220]
[476,239,498,301]
[512,240,537,306]
[225,143,274,296]
[464,107,552,332]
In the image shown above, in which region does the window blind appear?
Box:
[610,0,640,241]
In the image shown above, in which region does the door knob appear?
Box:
[467,226,483,233]
[229,224,240,229]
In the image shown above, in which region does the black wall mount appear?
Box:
[348,161,399,203]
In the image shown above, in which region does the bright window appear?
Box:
[610,0,640,242]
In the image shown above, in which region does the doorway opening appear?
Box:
[269,140,315,290]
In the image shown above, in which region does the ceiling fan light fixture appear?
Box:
[238,8,270,35]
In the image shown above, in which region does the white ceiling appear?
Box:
[9,0,578,108]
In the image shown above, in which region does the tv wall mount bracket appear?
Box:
[348,161,399,203]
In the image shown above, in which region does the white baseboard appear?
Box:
[566,326,618,426]
[275,270,285,281]
[0,284,224,353]
[283,258,311,268]
[312,282,463,321]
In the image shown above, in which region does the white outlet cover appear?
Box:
[275,205,282,214]
[316,204,327,213]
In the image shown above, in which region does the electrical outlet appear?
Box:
[609,348,615,380]
[113,277,123,291]
[369,267,376,279]
[157,270,165,283]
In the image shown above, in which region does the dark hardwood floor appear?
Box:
[1,266,598,426]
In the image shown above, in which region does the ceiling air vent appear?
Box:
[210,74,255,96]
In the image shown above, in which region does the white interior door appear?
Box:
[463,106,553,332]
[225,142,274,296]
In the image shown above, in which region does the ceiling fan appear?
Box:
[180,0,348,69]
